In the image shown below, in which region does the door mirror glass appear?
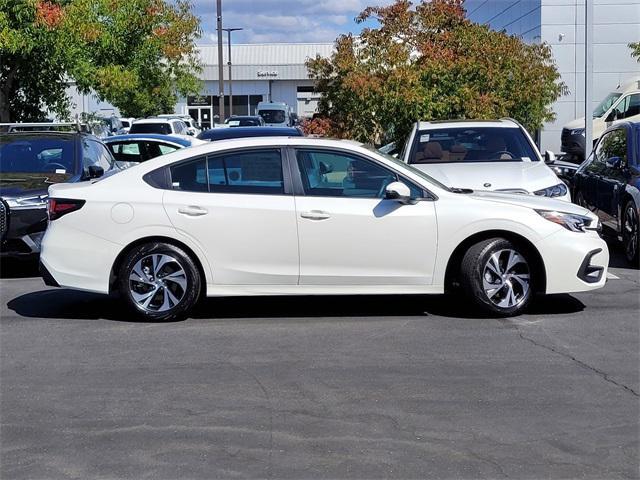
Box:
[384,181,413,204]
[87,165,104,179]
[544,150,556,164]
[605,156,622,170]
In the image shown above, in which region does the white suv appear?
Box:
[401,119,570,201]
[129,118,190,137]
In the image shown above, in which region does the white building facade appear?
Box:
[175,43,333,128]
[467,0,640,153]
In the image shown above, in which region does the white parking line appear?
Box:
[607,272,620,280]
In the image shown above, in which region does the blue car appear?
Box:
[103,134,206,168]
[573,121,640,265]
[197,126,303,142]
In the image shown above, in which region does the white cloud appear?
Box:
[191,0,394,44]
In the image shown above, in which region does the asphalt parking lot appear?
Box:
[1,248,638,480]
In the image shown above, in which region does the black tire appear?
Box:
[622,199,639,267]
[459,238,534,317]
[118,242,201,321]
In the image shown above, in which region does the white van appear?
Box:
[562,76,640,160]
[256,101,292,127]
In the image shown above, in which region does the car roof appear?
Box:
[103,134,194,147]
[0,131,96,142]
[416,119,519,130]
[198,126,302,141]
[228,115,261,119]
[132,118,176,124]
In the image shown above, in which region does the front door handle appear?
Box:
[177,205,208,217]
[300,210,331,220]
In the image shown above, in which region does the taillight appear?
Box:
[47,198,85,221]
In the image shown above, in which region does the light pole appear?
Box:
[221,27,243,116]
[216,0,225,122]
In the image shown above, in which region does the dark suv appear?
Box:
[0,131,117,257]
[573,121,640,266]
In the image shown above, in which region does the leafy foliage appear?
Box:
[630,42,640,62]
[0,0,202,122]
[307,0,567,146]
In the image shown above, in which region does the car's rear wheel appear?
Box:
[622,199,639,267]
[460,238,534,316]
[119,242,201,321]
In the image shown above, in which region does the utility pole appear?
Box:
[584,0,593,159]
[222,28,243,116]
[216,0,225,122]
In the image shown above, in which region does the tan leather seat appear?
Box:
[449,144,467,161]
[414,142,444,163]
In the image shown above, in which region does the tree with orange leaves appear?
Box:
[307,0,567,146]
[0,0,201,121]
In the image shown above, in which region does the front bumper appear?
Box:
[0,203,47,257]
[535,230,609,294]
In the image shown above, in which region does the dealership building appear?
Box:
[466,0,640,152]
[68,43,333,129]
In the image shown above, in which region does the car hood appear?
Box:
[0,172,71,198]
[564,117,586,130]
[467,190,590,216]
[413,161,559,193]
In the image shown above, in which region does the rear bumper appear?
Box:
[39,260,60,287]
[536,230,609,294]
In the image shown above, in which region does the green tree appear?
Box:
[307,0,567,146]
[0,0,202,122]
[630,42,640,61]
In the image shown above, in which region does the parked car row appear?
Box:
[2,117,637,322]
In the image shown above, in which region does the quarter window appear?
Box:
[296,149,397,198]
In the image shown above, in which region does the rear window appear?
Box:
[129,123,171,135]
[259,110,286,124]
[0,136,75,175]
[410,126,538,164]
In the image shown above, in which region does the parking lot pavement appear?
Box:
[1,253,638,480]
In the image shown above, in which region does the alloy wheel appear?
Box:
[129,254,188,312]
[482,249,530,308]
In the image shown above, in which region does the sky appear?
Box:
[191,0,394,44]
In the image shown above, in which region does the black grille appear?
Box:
[0,200,7,239]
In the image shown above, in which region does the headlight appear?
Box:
[536,210,595,233]
[534,183,568,198]
[571,128,585,136]
[4,195,48,209]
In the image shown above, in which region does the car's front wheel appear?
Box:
[622,199,639,267]
[460,238,534,316]
[118,242,201,321]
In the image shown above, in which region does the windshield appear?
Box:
[129,123,171,135]
[409,126,538,164]
[121,120,130,128]
[593,92,622,118]
[259,110,286,124]
[363,144,451,192]
[0,136,76,177]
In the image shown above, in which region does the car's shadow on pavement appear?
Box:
[5,288,585,323]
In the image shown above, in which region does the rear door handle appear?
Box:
[178,206,208,217]
[300,210,331,220]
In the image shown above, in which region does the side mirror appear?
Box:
[544,150,556,164]
[605,156,622,170]
[384,181,413,204]
[87,165,104,179]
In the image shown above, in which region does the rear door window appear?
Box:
[208,149,284,194]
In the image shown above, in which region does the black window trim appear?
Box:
[285,145,436,201]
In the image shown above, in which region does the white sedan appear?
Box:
[40,137,608,321]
